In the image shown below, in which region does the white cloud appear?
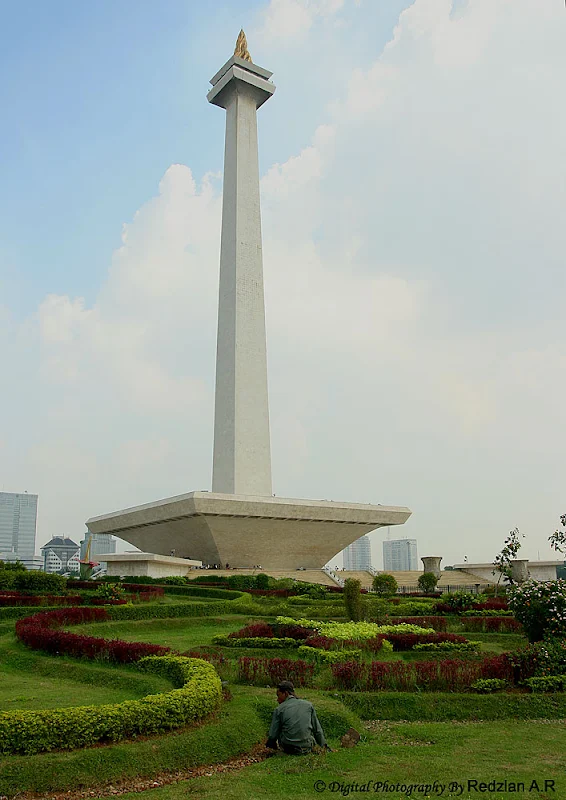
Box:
[258,0,346,42]
[3,0,566,569]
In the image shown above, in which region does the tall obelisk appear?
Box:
[208,32,274,496]
[86,36,412,572]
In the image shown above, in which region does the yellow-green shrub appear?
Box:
[0,656,221,755]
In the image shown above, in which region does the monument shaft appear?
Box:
[208,57,275,496]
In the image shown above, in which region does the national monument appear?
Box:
[86,32,411,570]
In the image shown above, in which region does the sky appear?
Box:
[1,0,565,569]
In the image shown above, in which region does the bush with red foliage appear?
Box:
[359,635,387,653]
[273,623,314,640]
[228,622,274,639]
[383,632,468,651]
[331,653,515,691]
[0,594,85,607]
[15,607,170,663]
[462,617,522,634]
[304,635,337,650]
[330,660,366,690]
[237,656,315,686]
[472,600,508,611]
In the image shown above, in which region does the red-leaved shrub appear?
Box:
[331,653,515,691]
[462,617,522,633]
[15,608,170,663]
[237,656,315,686]
[228,622,274,639]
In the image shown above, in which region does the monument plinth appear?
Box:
[86,33,412,573]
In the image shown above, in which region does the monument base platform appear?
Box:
[87,492,411,570]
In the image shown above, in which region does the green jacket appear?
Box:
[266,696,327,751]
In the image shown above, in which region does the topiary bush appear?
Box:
[343,578,364,621]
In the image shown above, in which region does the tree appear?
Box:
[549,514,566,555]
[493,527,524,590]
[372,573,398,597]
[343,578,363,621]
[418,572,438,593]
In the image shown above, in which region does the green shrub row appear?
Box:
[153,585,243,600]
[211,636,299,648]
[462,609,513,617]
[413,642,480,652]
[524,675,566,693]
[339,691,566,720]
[0,606,65,620]
[106,601,236,621]
[297,645,362,664]
[470,678,508,693]
[0,656,222,755]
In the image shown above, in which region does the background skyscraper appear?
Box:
[343,535,372,570]
[80,532,116,564]
[0,492,38,564]
[383,538,419,571]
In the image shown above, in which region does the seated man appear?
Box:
[266,680,328,755]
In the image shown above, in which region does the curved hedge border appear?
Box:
[0,655,222,755]
[15,607,171,662]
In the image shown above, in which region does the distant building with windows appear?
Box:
[41,537,80,574]
[383,538,418,571]
[80,532,116,568]
[343,535,372,571]
[0,492,38,565]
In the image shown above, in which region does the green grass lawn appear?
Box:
[71,614,247,650]
[95,712,566,800]
[0,629,172,710]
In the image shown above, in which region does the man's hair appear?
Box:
[277,680,295,695]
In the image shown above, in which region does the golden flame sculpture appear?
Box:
[234,29,252,62]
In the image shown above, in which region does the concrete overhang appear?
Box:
[87,492,411,570]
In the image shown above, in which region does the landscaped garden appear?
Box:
[0,567,565,799]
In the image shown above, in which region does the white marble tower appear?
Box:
[86,34,412,571]
[208,33,274,496]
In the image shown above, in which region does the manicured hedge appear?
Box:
[0,606,78,620]
[0,656,222,755]
[106,600,238,620]
[339,690,566,720]
[15,607,170,663]
[383,632,469,651]
[331,654,514,691]
[212,636,299,648]
[388,616,448,631]
[237,656,315,686]
[0,594,85,607]
[459,617,523,633]
[297,645,362,664]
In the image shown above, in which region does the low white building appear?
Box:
[452,561,563,584]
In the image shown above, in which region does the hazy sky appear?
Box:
[1,0,564,569]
